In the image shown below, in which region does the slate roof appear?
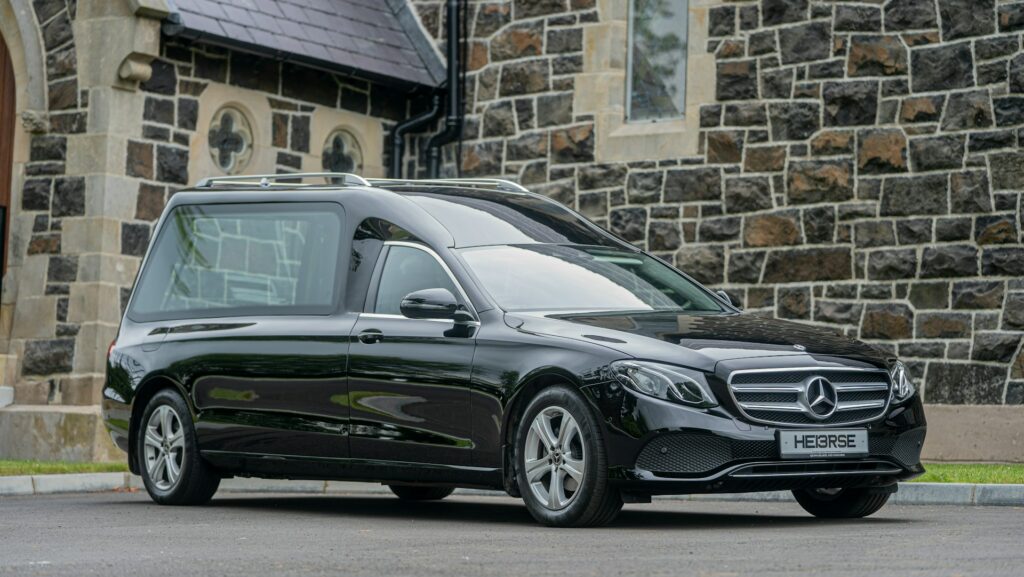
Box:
[166,0,446,87]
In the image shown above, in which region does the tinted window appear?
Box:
[460,244,724,313]
[373,245,458,315]
[129,203,343,321]
[404,190,620,248]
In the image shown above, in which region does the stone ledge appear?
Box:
[922,405,1024,463]
[0,405,120,462]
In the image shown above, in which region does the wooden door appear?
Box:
[0,33,15,274]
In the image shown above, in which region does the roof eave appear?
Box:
[163,15,444,91]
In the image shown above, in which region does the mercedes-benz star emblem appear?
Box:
[805,377,838,419]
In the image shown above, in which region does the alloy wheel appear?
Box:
[524,406,586,510]
[144,405,185,491]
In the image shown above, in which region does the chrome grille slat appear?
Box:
[727,368,892,428]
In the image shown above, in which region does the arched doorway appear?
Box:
[0,31,13,275]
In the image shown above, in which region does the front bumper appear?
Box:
[584,382,927,496]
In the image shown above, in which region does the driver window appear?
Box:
[374,245,459,315]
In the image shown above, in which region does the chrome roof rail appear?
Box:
[366,178,530,193]
[194,172,371,188]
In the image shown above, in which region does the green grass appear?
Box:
[0,460,128,477]
[910,463,1024,485]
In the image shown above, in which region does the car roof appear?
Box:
[165,183,631,250]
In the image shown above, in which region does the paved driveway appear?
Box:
[1,491,1021,576]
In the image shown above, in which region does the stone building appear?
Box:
[0,0,1022,462]
[413,0,1024,462]
[0,0,444,459]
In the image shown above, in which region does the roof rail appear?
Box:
[195,173,371,188]
[367,178,530,193]
[191,173,530,194]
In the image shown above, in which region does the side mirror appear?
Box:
[716,290,734,307]
[400,288,472,322]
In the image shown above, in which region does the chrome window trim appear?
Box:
[365,241,480,323]
[726,367,893,429]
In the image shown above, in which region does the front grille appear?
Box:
[728,368,892,427]
[635,433,776,475]
[870,429,925,467]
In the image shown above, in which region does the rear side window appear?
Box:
[128,203,344,322]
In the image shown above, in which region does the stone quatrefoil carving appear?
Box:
[322,129,363,177]
[208,107,253,174]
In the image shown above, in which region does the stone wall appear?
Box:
[414,0,1024,408]
[5,0,90,402]
[2,0,421,437]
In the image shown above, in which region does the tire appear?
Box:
[514,385,623,527]
[792,487,891,518]
[137,389,220,505]
[388,485,455,501]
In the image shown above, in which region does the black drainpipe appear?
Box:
[425,0,464,178]
[389,94,442,179]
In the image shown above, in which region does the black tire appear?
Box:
[137,389,220,505]
[792,487,891,518]
[388,485,455,501]
[514,385,623,527]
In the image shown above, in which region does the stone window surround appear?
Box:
[191,83,386,180]
[578,0,717,163]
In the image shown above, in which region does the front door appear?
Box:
[0,32,15,275]
[347,242,476,466]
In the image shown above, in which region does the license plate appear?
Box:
[778,429,868,459]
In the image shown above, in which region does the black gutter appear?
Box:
[389,94,442,178]
[425,0,464,178]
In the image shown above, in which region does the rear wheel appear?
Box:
[388,485,455,501]
[792,487,891,518]
[137,389,220,505]
[514,385,622,527]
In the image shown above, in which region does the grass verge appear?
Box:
[0,460,128,477]
[909,463,1024,484]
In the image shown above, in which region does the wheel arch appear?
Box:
[499,368,588,495]
[127,375,192,475]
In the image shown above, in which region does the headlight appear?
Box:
[890,361,916,404]
[609,360,718,408]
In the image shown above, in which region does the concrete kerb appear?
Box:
[1,474,1021,507]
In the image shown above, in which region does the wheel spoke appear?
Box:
[561,456,584,483]
[558,416,578,448]
[150,452,167,482]
[165,454,180,484]
[160,407,173,440]
[168,429,184,450]
[524,457,549,482]
[547,467,566,509]
[144,429,162,449]
[531,416,557,452]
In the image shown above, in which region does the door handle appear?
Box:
[358,329,384,344]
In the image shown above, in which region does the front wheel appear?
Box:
[514,386,622,527]
[137,389,220,505]
[792,487,891,518]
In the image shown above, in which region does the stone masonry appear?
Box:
[412,0,1024,409]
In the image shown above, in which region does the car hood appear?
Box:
[506,310,890,372]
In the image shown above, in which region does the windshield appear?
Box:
[459,245,726,313]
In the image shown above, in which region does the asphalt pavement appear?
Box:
[1,491,1021,576]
